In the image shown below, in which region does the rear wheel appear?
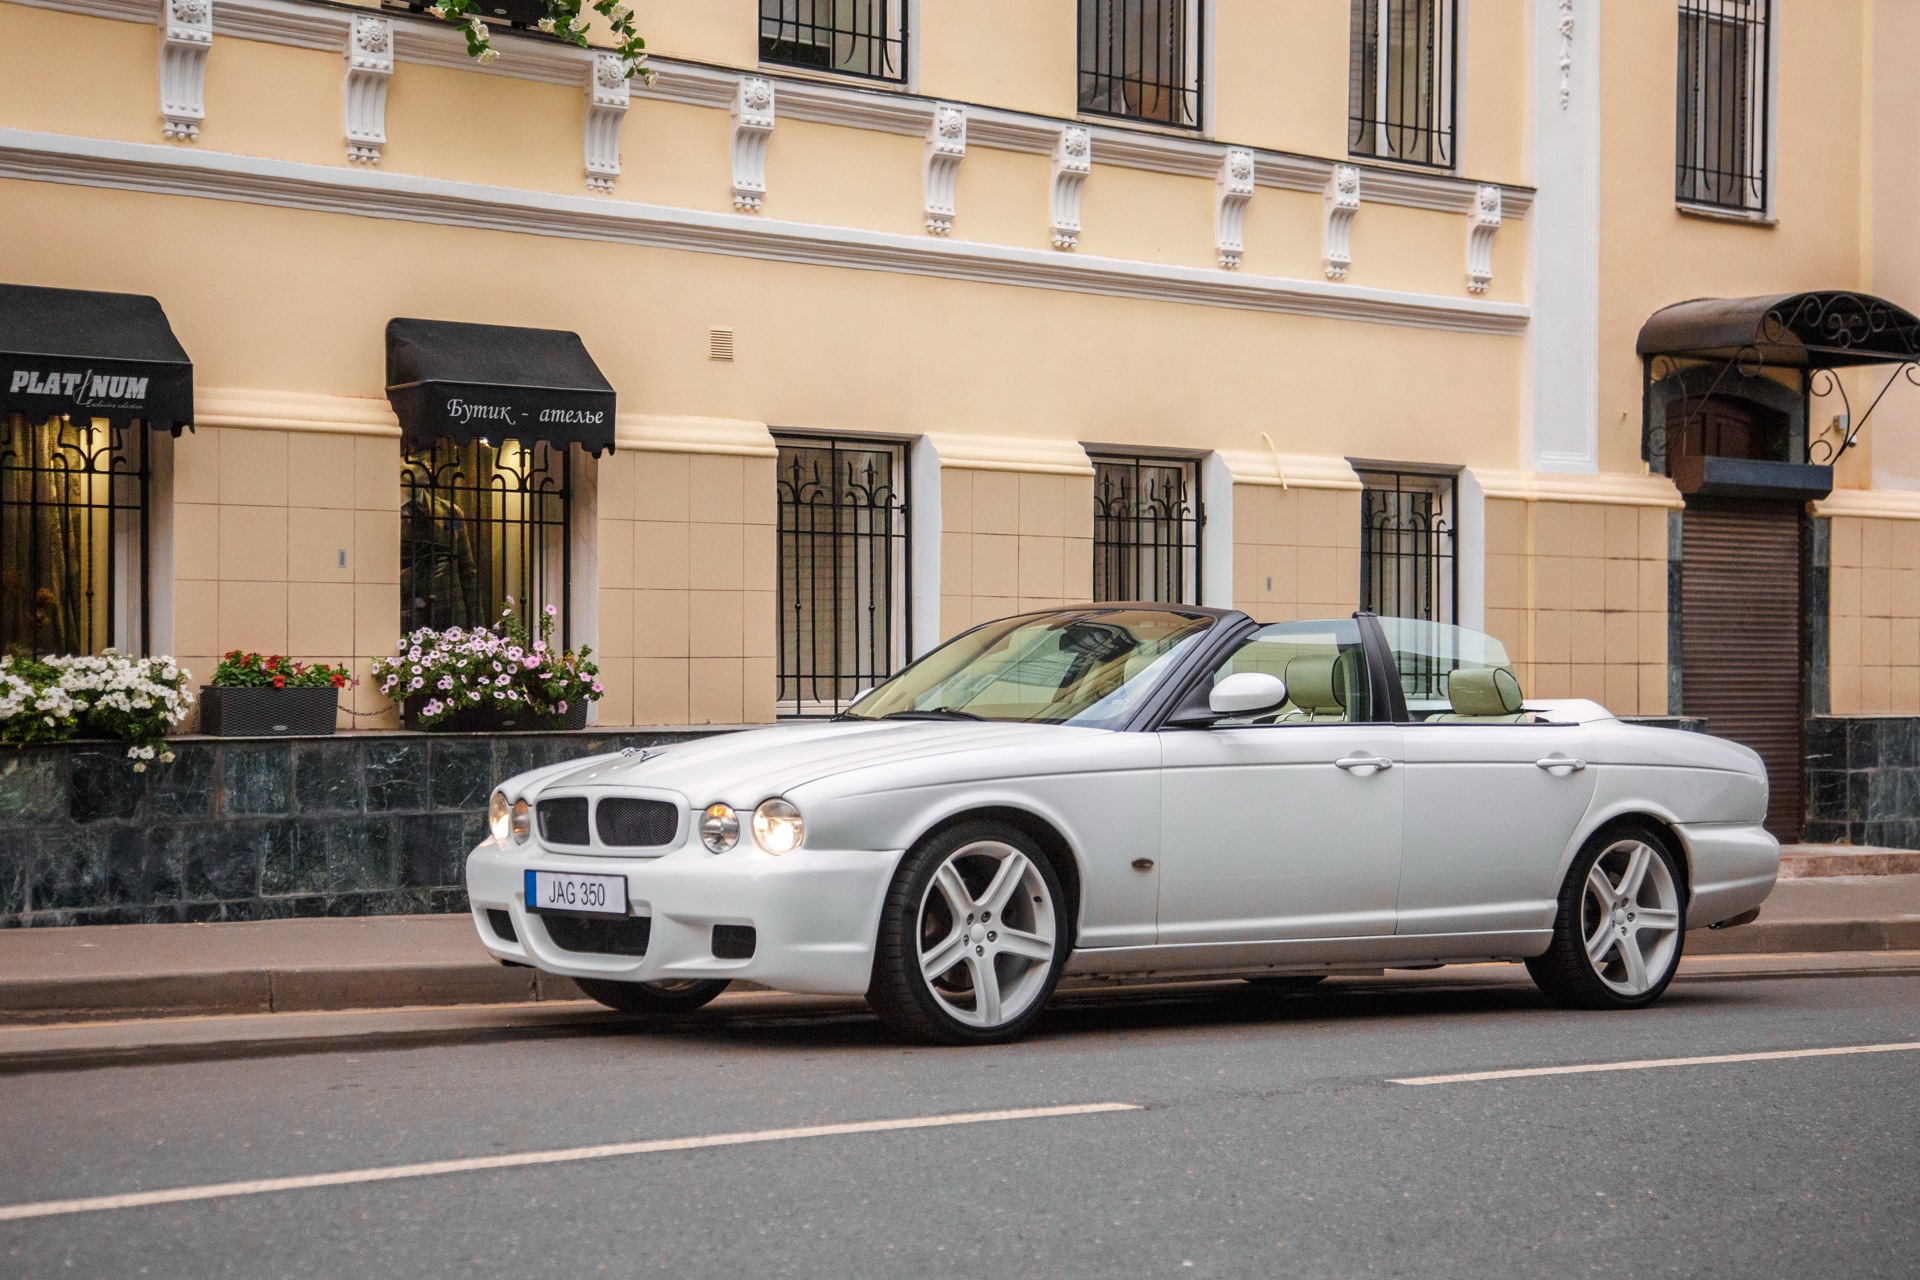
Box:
[868,821,1069,1045]
[572,976,731,1016]
[1527,825,1686,1010]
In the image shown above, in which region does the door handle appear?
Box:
[1334,754,1394,772]
[1535,755,1587,774]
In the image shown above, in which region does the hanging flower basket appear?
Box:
[199,652,351,737]
[376,602,601,735]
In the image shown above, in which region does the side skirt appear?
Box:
[1062,930,1555,981]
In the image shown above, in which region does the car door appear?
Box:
[1375,618,1599,937]
[1157,619,1404,946]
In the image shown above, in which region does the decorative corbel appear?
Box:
[1215,147,1255,270]
[159,0,212,142]
[923,103,967,235]
[730,77,775,211]
[1466,184,1503,294]
[584,52,630,193]
[1322,164,1360,281]
[1050,126,1091,251]
[343,15,393,165]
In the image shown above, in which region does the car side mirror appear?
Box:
[1209,672,1288,717]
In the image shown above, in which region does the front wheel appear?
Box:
[1527,825,1686,1010]
[572,976,731,1016]
[867,821,1069,1045]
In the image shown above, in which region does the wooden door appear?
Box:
[1680,501,1805,840]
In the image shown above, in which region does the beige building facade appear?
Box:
[5,0,1920,842]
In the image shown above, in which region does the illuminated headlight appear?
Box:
[751,798,804,855]
[488,791,511,842]
[511,798,532,844]
[700,803,740,854]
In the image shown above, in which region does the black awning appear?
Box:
[0,283,194,433]
[1637,291,1920,368]
[385,318,616,456]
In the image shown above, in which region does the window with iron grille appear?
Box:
[1091,454,1202,605]
[775,435,909,717]
[1077,0,1203,130]
[1675,0,1771,213]
[399,439,570,642]
[1349,0,1457,169]
[1,414,148,655]
[759,0,907,82]
[1359,468,1456,624]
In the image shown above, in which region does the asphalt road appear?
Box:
[2,964,1917,1279]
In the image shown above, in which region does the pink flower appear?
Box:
[544,604,557,616]
[556,700,568,713]
[591,682,603,693]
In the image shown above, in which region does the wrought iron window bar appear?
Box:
[0,414,148,656]
[1359,467,1457,626]
[1675,0,1771,213]
[1348,0,1457,169]
[399,438,570,643]
[1077,0,1204,130]
[759,0,907,83]
[775,434,910,718]
[1091,454,1202,606]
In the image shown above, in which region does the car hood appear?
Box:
[524,719,1112,806]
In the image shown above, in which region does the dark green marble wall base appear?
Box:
[0,729,730,928]
[1804,716,1920,849]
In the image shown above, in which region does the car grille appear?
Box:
[543,914,652,957]
[596,797,680,848]
[536,797,590,846]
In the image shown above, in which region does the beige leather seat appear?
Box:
[1279,653,1348,722]
[1430,667,1526,723]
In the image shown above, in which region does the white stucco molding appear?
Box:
[923,103,966,235]
[584,52,629,193]
[1810,488,1920,521]
[730,77,775,212]
[1050,126,1091,251]
[343,15,393,165]
[1466,183,1502,294]
[1474,469,1684,509]
[1214,147,1254,270]
[615,414,777,458]
[0,127,1531,337]
[159,0,212,141]
[196,387,400,435]
[1219,451,1363,491]
[1323,165,1360,282]
[924,434,1096,477]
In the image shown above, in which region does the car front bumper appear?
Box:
[465,837,904,996]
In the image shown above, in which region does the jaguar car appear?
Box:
[466,606,1778,1044]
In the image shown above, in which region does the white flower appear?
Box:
[537,16,554,31]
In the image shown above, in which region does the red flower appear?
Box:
[330,673,346,688]
[265,655,280,671]
[272,674,286,689]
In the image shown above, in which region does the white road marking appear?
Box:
[1391,1040,1920,1086]
[0,1102,1139,1223]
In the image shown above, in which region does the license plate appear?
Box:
[525,869,628,917]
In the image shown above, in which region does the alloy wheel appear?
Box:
[916,840,1057,1028]
[1580,838,1682,997]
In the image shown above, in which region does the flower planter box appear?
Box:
[401,701,589,734]
[198,686,340,737]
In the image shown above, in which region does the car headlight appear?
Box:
[488,790,511,842]
[511,798,532,844]
[700,803,740,853]
[751,798,804,855]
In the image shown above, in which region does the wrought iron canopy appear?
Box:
[385,317,616,456]
[1637,291,1920,369]
[0,283,194,433]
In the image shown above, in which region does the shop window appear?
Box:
[1349,0,1457,169]
[1077,0,1204,130]
[1090,454,1201,605]
[759,0,907,82]
[399,439,570,641]
[1358,467,1456,626]
[0,414,148,655]
[775,435,910,717]
[1676,0,1771,213]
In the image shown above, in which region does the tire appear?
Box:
[572,976,731,1016]
[1244,974,1328,991]
[1527,823,1687,1010]
[867,820,1070,1045]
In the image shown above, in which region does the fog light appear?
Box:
[700,803,740,853]
[751,798,804,854]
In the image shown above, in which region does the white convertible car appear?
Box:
[466,607,1778,1044]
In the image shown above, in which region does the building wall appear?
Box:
[938,469,1094,638]
[1825,513,1920,715]
[1229,484,1363,624]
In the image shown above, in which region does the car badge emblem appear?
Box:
[620,747,658,764]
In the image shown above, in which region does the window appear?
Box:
[1675,0,1771,212]
[775,435,909,717]
[759,0,907,82]
[1077,0,1203,130]
[1358,467,1456,626]
[1349,0,1457,168]
[399,439,570,640]
[1377,617,1528,723]
[1091,454,1202,605]
[1205,618,1375,726]
[1,414,148,655]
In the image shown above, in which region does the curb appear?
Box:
[1686,919,1920,955]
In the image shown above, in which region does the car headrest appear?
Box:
[1284,654,1347,713]
[1447,667,1524,717]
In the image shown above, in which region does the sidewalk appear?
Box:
[2,874,1917,1025]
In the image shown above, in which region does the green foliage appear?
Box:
[424,0,649,83]
[213,651,352,690]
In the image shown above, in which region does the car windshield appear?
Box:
[844,608,1215,729]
